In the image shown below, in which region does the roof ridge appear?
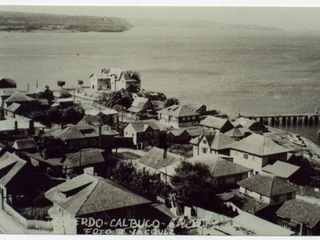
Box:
[270,174,275,196]
[75,176,99,216]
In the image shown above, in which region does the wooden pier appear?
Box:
[241,113,320,126]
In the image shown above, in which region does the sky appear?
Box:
[0,1,320,31]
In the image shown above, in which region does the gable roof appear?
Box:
[128,120,160,133]
[139,147,184,170]
[227,134,289,156]
[158,105,200,117]
[0,78,16,88]
[130,97,149,108]
[225,127,246,138]
[237,174,298,197]
[46,124,116,141]
[190,130,236,151]
[276,199,320,228]
[200,116,231,129]
[85,108,118,116]
[27,152,64,166]
[262,161,300,179]
[233,117,266,130]
[4,91,34,103]
[12,138,36,150]
[187,154,251,178]
[0,152,27,186]
[64,149,105,168]
[45,173,151,216]
[0,118,46,131]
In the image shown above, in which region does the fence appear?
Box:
[3,202,53,231]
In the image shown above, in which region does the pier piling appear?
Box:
[282,117,286,125]
[304,116,309,125]
[264,118,268,125]
[271,117,275,126]
[309,116,314,125]
[287,117,291,125]
[292,116,297,125]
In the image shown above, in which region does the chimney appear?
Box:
[29,120,35,136]
[14,121,18,130]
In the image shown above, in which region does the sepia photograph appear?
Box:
[1,1,320,236]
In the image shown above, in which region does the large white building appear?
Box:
[89,68,141,92]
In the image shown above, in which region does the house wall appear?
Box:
[158,114,199,128]
[124,124,138,145]
[231,150,267,174]
[240,187,296,205]
[49,204,77,234]
[216,173,249,187]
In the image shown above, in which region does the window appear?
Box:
[91,139,97,145]
[125,131,128,135]
[92,85,94,89]
[287,193,292,200]
[182,117,186,121]
[80,140,87,147]
[274,196,280,203]
[202,148,207,154]
[187,117,190,120]
[243,153,248,159]
[192,116,196,120]
[218,178,225,185]
[203,139,207,144]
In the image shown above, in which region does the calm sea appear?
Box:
[1,26,320,143]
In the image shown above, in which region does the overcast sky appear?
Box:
[0,2,320,31]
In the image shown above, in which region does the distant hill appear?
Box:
[0,11,133,32]
[129,18,282,31]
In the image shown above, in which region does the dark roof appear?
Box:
[12,139,36,150]
[64,149,105,168]
[139,147,184,170]
[128,120,160,133]
[200,116,231,129]
[228,134,289,156]
[184,103,206,111]
[0,78,16,88]
[158,105,200,117]
[45,173,151,216]
[237,174,299,197]
[188,155,251,178]
[276,199,320,228]
[0,152,27,186]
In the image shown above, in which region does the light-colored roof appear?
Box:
[228,134,289,156]
[12,138,36,150]
[0,152,27,186]
[233,117,266,130]
[57,98,74,103]
[64,149,105,168]
[237,173,299,197]
[262,161,300,179]
[45,173,151,216]
[139,147,184,171]
[225,127,246,138]
[158,105,200,117]
[233,210,294,236]
[189,130,236,151]
[276,199,320,228]
[4,91,34,103]
[130,97,149,109]
[5,102,21,112]
[86,108,119,116]
[187,154,251,178]
[0,118,45,131]
[200,116,230,129]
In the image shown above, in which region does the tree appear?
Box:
[61,105,85,124]
[57,80,66,89]
[36,136,66,159]
[170,161,223,212]
[164,97,179,108]
[36,85,54,103]
[78,80,84,87]
[59,91,72,99]
[46,107,62,123]
[98,113,114,127]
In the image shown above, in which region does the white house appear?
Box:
[89,68,141,92]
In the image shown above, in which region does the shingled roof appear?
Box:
[64,149,105,168]
[200,116,231,129]
[262,161,300,179]
[5,102,21,112]
[128,120,160,133]
[187,154,251,178]
[276,199,320,228]
[45,173,151,216]
[237,174,298,197]
[228,134,289,156]
[139,147,184,170]
[158,105,200,117]
[0,152,27,186]
[12,138,36,150]
[4,91,34,103]
[189,130,236,151]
